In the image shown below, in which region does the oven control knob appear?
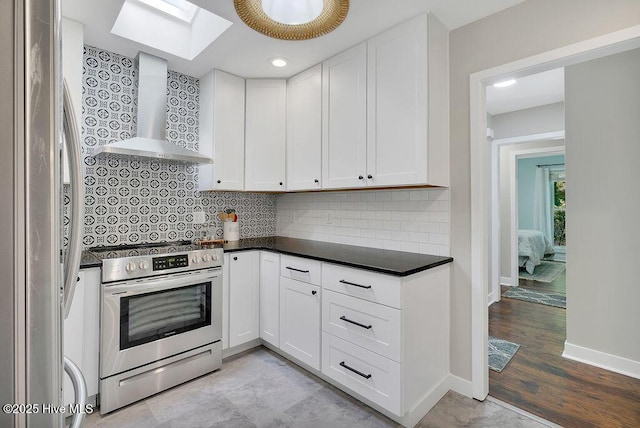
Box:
[125,262,136,273]
[192,255,200,264]
[210,253,219,261]
[139,261,149,270]
[203,254,211,262]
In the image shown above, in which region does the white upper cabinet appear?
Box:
[322,14,449,189]
[286,64,322,191]
[367,14,427,187]
[245,79,287,191]
[198,70,246,191]
[322,43,368,189]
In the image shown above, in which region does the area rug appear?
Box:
[519,261,565,283]
[503,287,566,309]
[488,336,520,372]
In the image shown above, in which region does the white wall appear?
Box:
[449,0,640,381]
[492,102,564,139]
[564,47,640,370]
[276,188,450,256]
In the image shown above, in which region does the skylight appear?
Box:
[137,0,198,23]
[112,0,232,60]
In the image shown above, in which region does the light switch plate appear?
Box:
[193,211,206,224]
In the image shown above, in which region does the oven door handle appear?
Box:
[105,272,221,297]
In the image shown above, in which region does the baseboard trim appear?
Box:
[500,276,513,286]
[447,374,473,398]
[487,291,495,306]
[563,341,640,380]
[400,375,450,428]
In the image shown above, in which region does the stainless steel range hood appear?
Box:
[93,52,213,164]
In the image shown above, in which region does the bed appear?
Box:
[518,229,555,274]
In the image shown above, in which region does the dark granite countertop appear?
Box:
[81,236,453,277]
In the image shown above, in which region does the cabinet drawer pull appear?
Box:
[312,290,317,295]
[339,361,372,379]
[340,316,372,330]
[286,266,310,273]
[339,279,371,289]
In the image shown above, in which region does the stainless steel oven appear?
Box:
[99,248,223,414]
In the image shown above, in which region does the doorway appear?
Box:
[470,24,640,427]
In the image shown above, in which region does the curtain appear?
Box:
[533,166,553,243]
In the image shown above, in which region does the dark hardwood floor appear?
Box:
[489,269,640,427]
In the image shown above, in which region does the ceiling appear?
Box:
[62,0,525,79]
[485,67,565,116]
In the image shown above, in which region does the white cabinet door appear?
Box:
[64,267,100,406]
[199,70,246,191]
[245,79,286,191]
[228,251,260,348]
[322,43,367,189]
[222,253,230,349]
[367,14,428,187]
[259,251,280,347]
[287,64,322,191]
[279,277,321,370]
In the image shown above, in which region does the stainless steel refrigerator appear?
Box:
[1,0,86,426]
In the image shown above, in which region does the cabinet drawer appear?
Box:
[280,255,322,286]
[323,289,401,362]
[322,263,401,309]
[322,333,401,415]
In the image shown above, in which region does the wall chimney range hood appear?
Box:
[93,52,213,164]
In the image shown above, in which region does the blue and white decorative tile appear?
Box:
[62,46,276,249]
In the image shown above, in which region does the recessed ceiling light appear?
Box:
[270,57,288,67]
[493,79,516,88]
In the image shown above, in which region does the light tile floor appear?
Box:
[84,347,550,427]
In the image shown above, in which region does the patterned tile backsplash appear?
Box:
[64,46,276,249]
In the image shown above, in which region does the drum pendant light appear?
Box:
[234,0,349,40]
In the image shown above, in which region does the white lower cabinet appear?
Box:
[228,251,260,348]
[63,267,100,406]
[321,262,450,423]
[322,332,401,415]
[322,289,401,362]
[260,252,280,347]
[279,276,321,370]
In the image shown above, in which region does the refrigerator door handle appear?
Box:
[64,356,87,428]
[62,78,84,319]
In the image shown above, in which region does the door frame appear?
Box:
[489,133,564,306]
[469,24,640,400]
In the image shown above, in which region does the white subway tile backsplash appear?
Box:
[276,188,450,256]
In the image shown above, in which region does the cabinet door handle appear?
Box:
[312,290,317,295]
[314,179,319,183]
[358,175,364,180]
[286,266,309,273]
[340,316,372,330]
[217,179,221,184]
[339,361,372,379]
[279,182,283,186]
[233,256,238,261]
[339,279,371,289]
[367,174,373,179]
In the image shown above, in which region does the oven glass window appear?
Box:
[120,282,211,350]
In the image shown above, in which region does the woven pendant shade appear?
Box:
[234,0,349,40]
